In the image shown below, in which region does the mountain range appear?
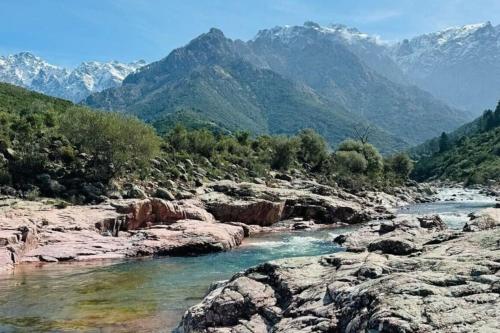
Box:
[84,28,407,152]
[391,21,500,112]
[2,21,499,152]
[246,22,466,145]
[0,52,145,102]
[84,23,470,151]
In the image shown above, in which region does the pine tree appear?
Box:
[439,132,450,153]
[494,100,500,128]
[481,109,495,131]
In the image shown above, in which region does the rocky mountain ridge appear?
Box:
[85,25,468,150]
[3,21,499,113]
[85,28,409,152]
[246,23,467,145]
[390,21,500,112]
[0,52,145,102]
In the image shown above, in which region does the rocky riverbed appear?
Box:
[0,182,496,332]
[176,208,500,333]
[0,179,431,273]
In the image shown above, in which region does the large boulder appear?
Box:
[206,198,285,226]
[417,215,447,230]
[115,198,215,230]
[463,208,499,232]
[201,180,384,226]
[0,247,14,272]
[368,237,420,255]
[0,226,38,266]
[154,188,176,201]
[334,215,449,253]
[124,184,147,199]
[180,276,277,331]
[281,197,369,224]
[136,220,245,255]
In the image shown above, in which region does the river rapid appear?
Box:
[0,188,495,332]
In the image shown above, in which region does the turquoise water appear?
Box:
[0,190,495,332]
[0,228,348,332]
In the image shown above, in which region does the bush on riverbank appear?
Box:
[0,83,161,200]
[0,83,414,201]
[160,124,412,192]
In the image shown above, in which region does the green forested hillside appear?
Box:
[412,103,500,184]
[0,82,74,111]
[152,109,230,135]
[1,83,414,202]
[0,83,160,200]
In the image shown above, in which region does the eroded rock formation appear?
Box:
[177,210,500,333]
[201,180,399,226]
[0,179,421,272]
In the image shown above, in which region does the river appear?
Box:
[0,188,495,332]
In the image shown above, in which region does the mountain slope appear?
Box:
[391,22,500,113]
[85,29,406,152]
[248,23,469,145]
[250,22,407,85]
[0,52,145,102]
[412,103,500,184]
[412,127,500,184]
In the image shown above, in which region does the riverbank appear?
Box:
[0,178,435,273]
[177,206,500,332]
[0,185,495,332]
[0,185,496,332]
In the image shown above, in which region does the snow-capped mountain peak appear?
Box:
[391,21,499,70]
[0,52,146,102]
[0,52,67,87]
[253,21,384,46]
[390,21,500,112]
[436,21,493,44]
[252,22,404,84]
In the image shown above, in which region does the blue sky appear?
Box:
[1,0,499,67]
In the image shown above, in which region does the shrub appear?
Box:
[0,166,10,185]
[386,153,414,179]
[296,129,329,170]
[235,131,250,146]
[337,139,383,174]
[270,136,298,170]
[335,150,368,173]
[189,129,216,158]
[59,107,161,181]
[493,144,500,156]
[166,124,189,152]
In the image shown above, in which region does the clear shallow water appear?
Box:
[0,228,348,333]
[0,189,495,333]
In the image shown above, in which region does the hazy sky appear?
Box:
[1,0,499,67]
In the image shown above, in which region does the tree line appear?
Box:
[0,83,413,202]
